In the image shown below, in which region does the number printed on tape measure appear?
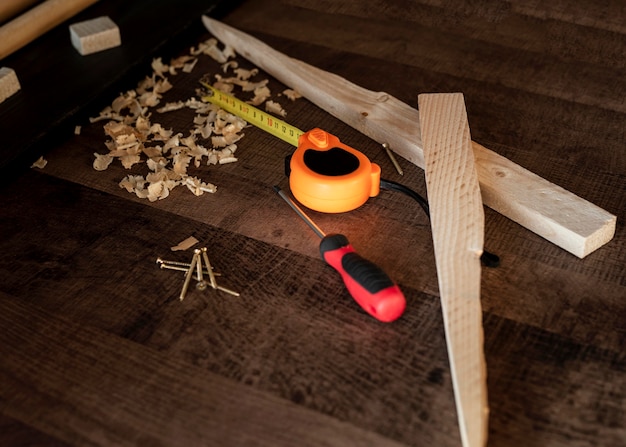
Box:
[201,82,304,147]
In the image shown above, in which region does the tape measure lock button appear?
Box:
[290,129,381,213]
[306,128,330,148]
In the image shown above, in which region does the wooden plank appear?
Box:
[418,93,488,447]
[201,16,616,258]
[226,1,626,115]
[1,171,624,446]
[0,292,406,447]
[0,172,462,446]
[0,413,71,447]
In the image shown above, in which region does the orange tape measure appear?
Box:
[289,128,380,213]
[202,83,381,213]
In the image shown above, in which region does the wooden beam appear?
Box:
[202,16,616,258]
[0,0,39,24]
[0,0,100,60]
[419,93,488,447]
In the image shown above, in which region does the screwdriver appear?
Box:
[274,186,406,322]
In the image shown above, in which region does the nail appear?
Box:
[159,263,219,277]
[158,258,219,270]
[382,142,403,175]
[179,252,199,301]
[201,247,218,289]
[217,285,240,296]
[195,249,204,285]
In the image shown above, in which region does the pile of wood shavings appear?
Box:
[90,37,301,202]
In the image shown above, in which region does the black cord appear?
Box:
[380,178,500,268]
[380,178,430,218]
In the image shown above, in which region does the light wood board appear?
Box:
[419,92,488,447]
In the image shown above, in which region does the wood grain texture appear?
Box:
[1,1,625,446]
[0,292,407,447]
[0,0,100,59]
[419,93,488,447]
[1,171,623,447]
[202,16,616,258]
[0,0,41,24]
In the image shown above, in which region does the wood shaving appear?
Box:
[190,38,233,63]
[170,55,197,73]
[182,59,198,73]
[249,85,271,106]
[157,101,185,113]
[170,236,199,251]
[240,79,269,93]
[183,176,217,195]
[31,156,47,169]
[265,100,287,117]
[282,89,302,101]
[234,67,258,81]
[222,45,236,60]
[213,81,234,94]
[93,153,113,170]
[151,57,169,77]
[221,61,238,72]
[88,35,300,202]
[218,156,238,165]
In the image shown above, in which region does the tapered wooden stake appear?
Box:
[202,16,616,258]
[419,93,488,447]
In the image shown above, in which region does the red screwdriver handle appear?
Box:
[319,234,406,322]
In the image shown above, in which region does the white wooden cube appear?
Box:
[0,67,20,103]
[70,16,121,56]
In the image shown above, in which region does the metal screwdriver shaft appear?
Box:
[274,186,325,239]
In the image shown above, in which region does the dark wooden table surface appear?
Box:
[1,1,624,446]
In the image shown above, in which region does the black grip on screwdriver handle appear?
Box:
[319,234,405,322]
[320,234,393,293]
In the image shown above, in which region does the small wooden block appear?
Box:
[69,16,121,56]
[0,67,20,103]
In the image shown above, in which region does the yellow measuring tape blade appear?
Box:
[200,82,304,147]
